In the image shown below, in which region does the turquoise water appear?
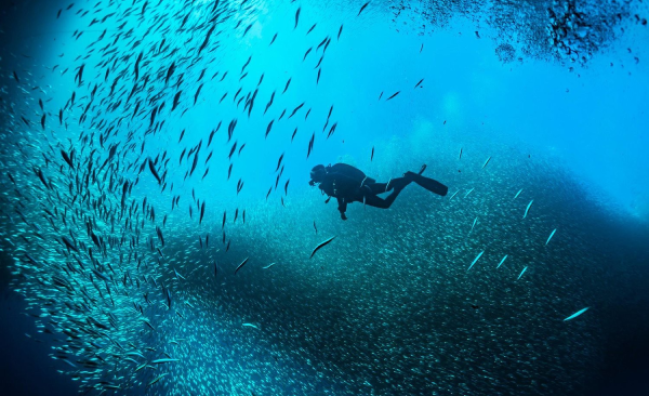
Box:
[0,0,648,395]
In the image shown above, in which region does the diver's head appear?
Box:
[309,164,326,185]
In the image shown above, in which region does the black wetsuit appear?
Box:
[317,163,411,218]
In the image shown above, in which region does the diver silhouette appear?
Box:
[309,163,448,220]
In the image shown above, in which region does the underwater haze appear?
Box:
[0,0,648,395]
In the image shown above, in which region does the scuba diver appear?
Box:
[309,163,448,220]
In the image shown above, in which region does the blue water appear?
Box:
[1,0,648,395]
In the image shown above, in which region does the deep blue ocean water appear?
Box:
[0,0,648,395]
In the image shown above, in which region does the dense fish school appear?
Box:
[0,0,647,395]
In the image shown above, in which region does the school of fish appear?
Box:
[0,0,645,395]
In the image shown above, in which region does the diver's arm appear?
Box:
[336,197,348,220]
[331,173,356,221]
[330,173,358,197]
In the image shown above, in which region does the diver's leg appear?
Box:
[405,171,448,196]
[382,189,402,208]
[362,194,391,209]
[366,176,411,195]
[386,176,412,192]
[365,183,387,194]
[362,185,407,209]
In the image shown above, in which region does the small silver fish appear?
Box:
[496,255,508,269]
[563,307,589,321]
[523,200,534,219]
[545,229,557,246]
[517,266,528,280]
[467,251,484,271]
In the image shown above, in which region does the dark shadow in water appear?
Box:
[0,252,79,396]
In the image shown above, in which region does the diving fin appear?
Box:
[407,171,448,197]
